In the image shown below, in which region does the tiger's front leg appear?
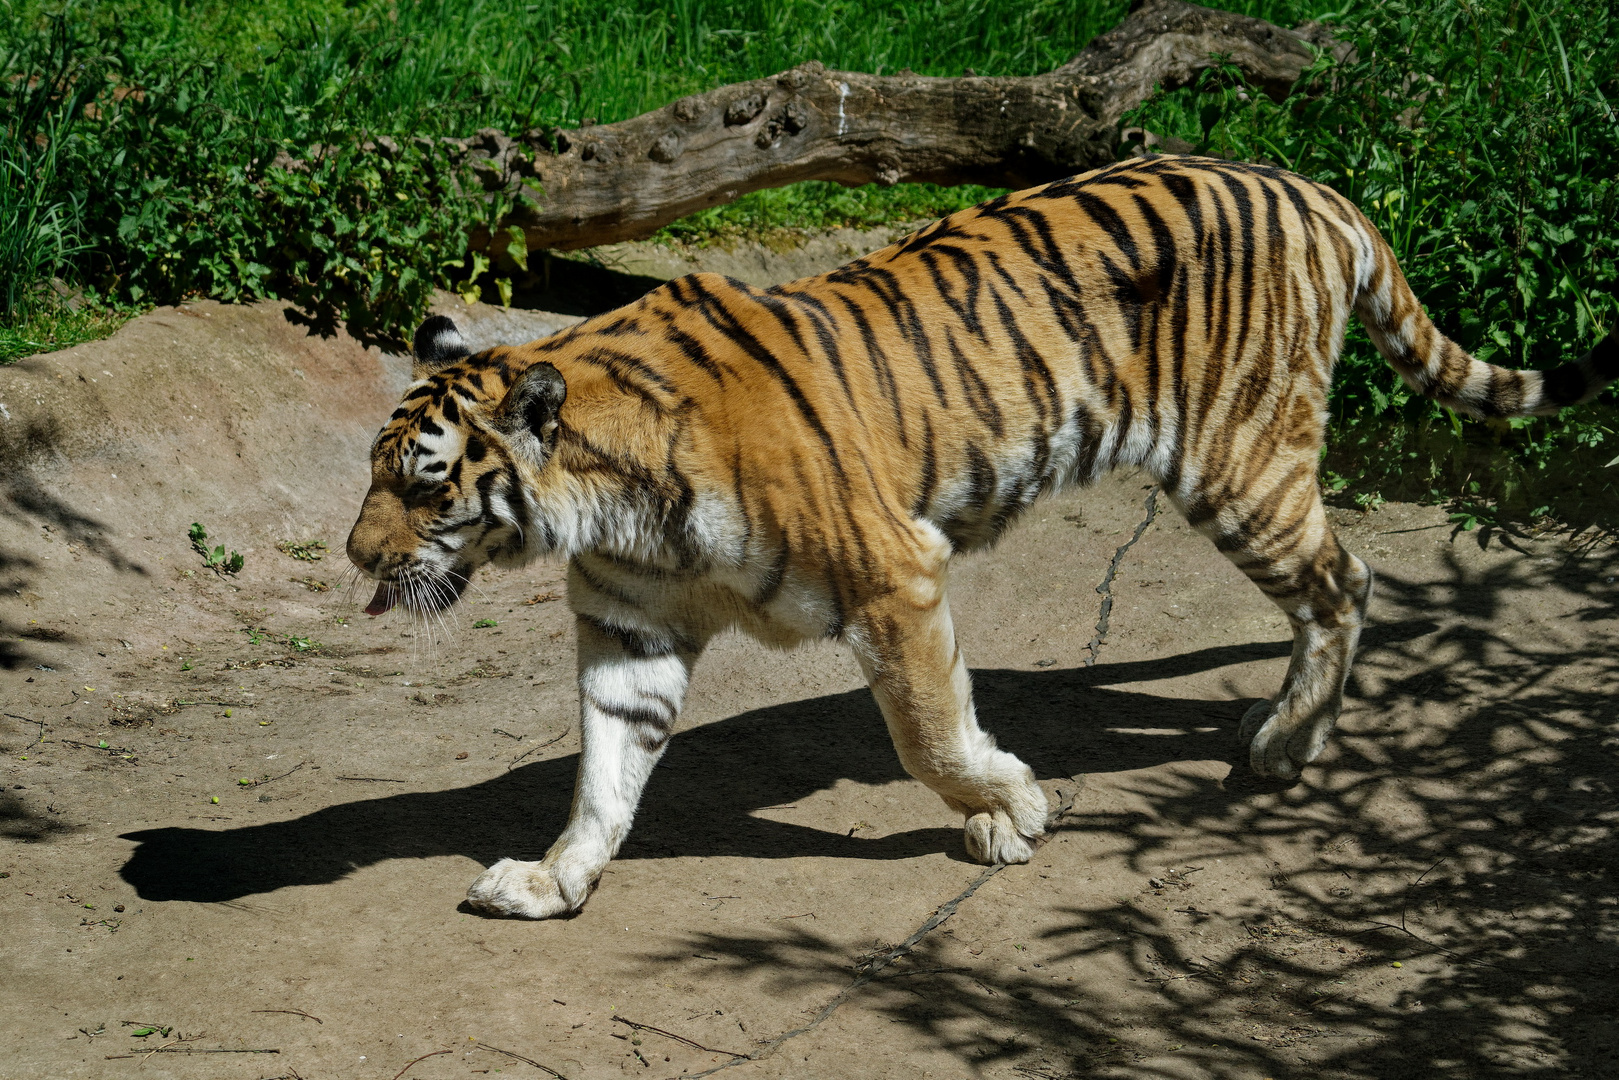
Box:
[466,616,701,919]
[851,558,1050,865]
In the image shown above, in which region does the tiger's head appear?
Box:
[346,316,568,616]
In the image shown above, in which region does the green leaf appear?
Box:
[504,226,529,273]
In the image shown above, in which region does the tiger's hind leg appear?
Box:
[1191,463,1373,780]
[849,526,1050,864]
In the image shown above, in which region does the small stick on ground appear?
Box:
[612,1016,747,1058]
[390,1048,450,1080]
[106,1047,280,1057]
[472,1041,570,1079]
[247,763,306,790]
[335,775,406,783]
[677,778,1083,1079]
[4,712,46,747]
[1352,919,1522,970]
[508,726,570,771]
[60,738,136,756]
[250,1008,322,1023]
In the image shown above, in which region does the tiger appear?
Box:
[346,154,1616,920]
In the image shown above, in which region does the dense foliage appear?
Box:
[1,0,1614,522]
[0,0,1157,338]
[1127,0,1619,521]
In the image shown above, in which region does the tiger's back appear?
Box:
[349,155,1616,920]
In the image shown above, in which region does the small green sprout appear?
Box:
[189,522,244,575]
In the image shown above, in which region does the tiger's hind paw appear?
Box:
[1242,700,1331,781]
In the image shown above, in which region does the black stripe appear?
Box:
[578,613,677,658]
[1073,191,1141,272]
[944,328,1006,437]
[832,263,950,407]
[912,410,938,518]
[989,287,1058,423]
[684,276,847,472]
[832,292,908,445]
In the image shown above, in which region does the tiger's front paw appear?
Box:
[963,810,1039,864]
[960,776,1049,865]
[466,857,590,919]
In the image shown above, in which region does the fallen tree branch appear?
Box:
[427,0,1332,251]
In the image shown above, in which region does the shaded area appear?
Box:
[496,255,675,318]
[643,549,1619,1080]
[112,544,1619,1078]
[280,305,407,353]
[0,469,146,671]
[0,789,78,842]
[116,621,1437,901]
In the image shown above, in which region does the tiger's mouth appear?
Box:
[363,582,399,616]
[362,566,472,616]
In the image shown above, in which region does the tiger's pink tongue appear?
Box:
[364,582,398,616]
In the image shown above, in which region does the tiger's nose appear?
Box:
[346,528,383,575]
[347,487,403,577]
[347,543,382,576]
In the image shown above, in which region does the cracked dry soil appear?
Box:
[4,279,1619,1080]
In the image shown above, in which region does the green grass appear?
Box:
[0,301,144,364]
[0,0,1321,343]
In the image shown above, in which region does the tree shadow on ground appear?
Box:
[642,546,1619,1080]
[0,469,146,671]
[117,544,1619,1078]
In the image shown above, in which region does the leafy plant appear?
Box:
[472,618,498,628]
[0,12,103,319]
[188,522,243,575]
[1124,0,1619,524]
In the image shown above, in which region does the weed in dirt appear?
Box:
[188,523,243,575]
[276,538,328,562]
[472,618,498,629]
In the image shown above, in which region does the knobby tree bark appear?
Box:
[438,0,1335,252]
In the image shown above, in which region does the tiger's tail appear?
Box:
[1351,214,1617,418]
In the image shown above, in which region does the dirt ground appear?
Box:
[3,248,1618,1080]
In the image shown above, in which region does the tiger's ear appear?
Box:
[412,315,470,377]
[494,362,568,463]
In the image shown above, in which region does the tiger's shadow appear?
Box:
[117,622,1434,904]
